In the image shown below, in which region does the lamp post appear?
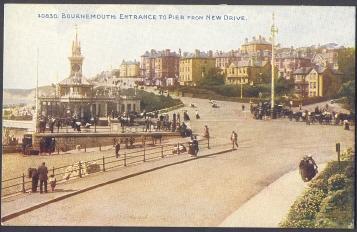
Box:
[240,79,243,99]
[271,13,278,118]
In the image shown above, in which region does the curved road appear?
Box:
[5,97,354,226]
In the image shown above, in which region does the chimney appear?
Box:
[245,38,248,43]
[208,50,213,57]
[195,49,200,57]
[179,48,182,56]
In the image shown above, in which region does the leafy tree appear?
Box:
[197,68,225,87]
[338,48,355,83]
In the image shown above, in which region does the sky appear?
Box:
[3,4,356,89]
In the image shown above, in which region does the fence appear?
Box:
[34,103,185,134]
[2,137,232,197]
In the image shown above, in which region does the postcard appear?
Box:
[1,4,355,229]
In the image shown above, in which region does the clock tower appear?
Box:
[68,25,84,79]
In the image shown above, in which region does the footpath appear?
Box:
[219,163,327,227]
[1,142,233,223]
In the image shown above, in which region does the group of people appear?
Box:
[29,162,56,193]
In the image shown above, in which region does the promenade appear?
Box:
[2,97,354,226]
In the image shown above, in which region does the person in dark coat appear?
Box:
[31,168,39,193]
[37,162,48,193]
[115,142,120,158]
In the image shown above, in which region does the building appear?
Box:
[214,50,241,71]
[37,28,141,121]
[141,49,180,86]
[275,48,312,79]
[292,66,343,98]
[311,49,339,70]
[224,60,273,85]
[154,49,180,86]
[116,60,142,88]
[240,35,272,54]
[179,50,215,86]
[140,50,156,85]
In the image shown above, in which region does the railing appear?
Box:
[33,103,185,134]
[2,137,230,197]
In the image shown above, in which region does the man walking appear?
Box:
[231,131,238,149]
[31,168,39,193]
[115,142,120,158]
[37,162,48,193]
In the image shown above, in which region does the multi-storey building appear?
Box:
[224,60,273,85]
[292,66,342,98]
[141,50,156,85]
[311,49,339,70]
[141,49,180,86]
[116,60,142,88]
[214,50,241,71]
[275,48,312,79]
[179,50,215,86]
[240,35,272,54]
[120,60,140,77]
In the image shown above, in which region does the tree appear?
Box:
[197,68,225,87]
[338,48,355,83]
[338,80,355,113]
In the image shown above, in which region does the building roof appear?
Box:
[242,36,271,46]
[292,67,313,75]
[59,74,93,86]
[121,60,140,65]
[293,65,343,76]
[141,49,180,58]
[230,60,268,68]
[214,50,241,58]
[181,50,213,59]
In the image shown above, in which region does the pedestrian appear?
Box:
[203,125,210,138]
[231,131,238,148]
[56,118,61,133]
[31,168,39,193]
[49,174,56,192]
[37,162,48,193]
[195,110,200,119]
[242,104,245,112]
[145,118,149,132]
[193,136,199,156]
[115,142,121,158]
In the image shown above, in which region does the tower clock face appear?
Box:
[72,64,80,72]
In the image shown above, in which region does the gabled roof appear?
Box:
[292,67,313,75]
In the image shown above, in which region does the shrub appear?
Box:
[344,165,354,178]
[328,174,346,191]
[315,189,354,228]
[280,188,326,228]
[340,147,354,161]
[309,178,328,194]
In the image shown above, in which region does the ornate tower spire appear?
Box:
[69,24,84,77]
[72,24,81,57]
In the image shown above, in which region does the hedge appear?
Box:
[280,148,355,229]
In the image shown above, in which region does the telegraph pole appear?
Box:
[271,13,278,118]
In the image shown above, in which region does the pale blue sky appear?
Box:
[3,4,355,89]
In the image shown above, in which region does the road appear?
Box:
[4,97,354,226]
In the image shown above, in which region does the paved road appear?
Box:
[4,97,354,226]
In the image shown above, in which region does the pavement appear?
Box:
[1,96,354,226]
[1,141,232,223]
[220,163,327,227]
